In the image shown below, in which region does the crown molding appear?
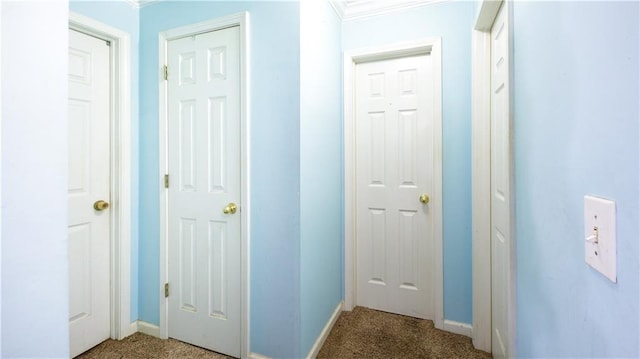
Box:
[329,0,450,21]
[123,0,159,9]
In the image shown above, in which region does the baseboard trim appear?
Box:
[137,320,161,338]
[443,319,472,338]
[248,352,272,359]
[126,321,138,338]
[306,301,344,359]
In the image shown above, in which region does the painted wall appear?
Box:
[513,1,639,357]
[139,2,301,357]
[342,1,476,324]
[0,2,3,355]
[300,0,343,355]
[1,2,70,357]
[69,0,141,324]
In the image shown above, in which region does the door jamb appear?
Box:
[343,38,444,330]
[69,12,134,340]
[471,0,515,355]
[158,12,251,358]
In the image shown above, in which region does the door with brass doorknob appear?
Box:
[166,26,242,357]
[68,28,111,358]
[355,53,437,321]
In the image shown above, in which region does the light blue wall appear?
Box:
[342,1,476,324]
[300,0,343,356]
[513,1,639,357]
[1,2,70,357]
[139,2,301,357]
[69,0,141,324]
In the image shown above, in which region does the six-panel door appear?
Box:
[68,28,111,358]
[355,54,435,320]
[167,26,241,358]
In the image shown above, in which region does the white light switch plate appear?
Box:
[584,195,616,282]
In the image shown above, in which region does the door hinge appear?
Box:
[163,65,168,81]
[164,283,170,298]
[164,174,169,188]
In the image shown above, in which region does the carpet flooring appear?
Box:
[317,306,492,359]
[76,333,231,359]
[77,307,491,359]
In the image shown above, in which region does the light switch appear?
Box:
[584,195,616,282]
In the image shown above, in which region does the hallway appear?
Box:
[77,307,490,359]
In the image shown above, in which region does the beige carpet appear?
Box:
[317,306,492,359]
[77,307,491,358]
[76,332,231,359]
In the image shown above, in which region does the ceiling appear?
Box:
[329,0,448,20]
[123,0,447,19]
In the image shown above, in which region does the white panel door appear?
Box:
[68,29,111,358]
[167,26,241,358]
[491,3,511,359]
[355,54,434,319]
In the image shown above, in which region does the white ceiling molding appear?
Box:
[123,0,159,9]
[329,0,450,21]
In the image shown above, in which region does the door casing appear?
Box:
[158,12,250,359]
[343,38,444,330]
[471,0,516,355]
[69,12,133,341]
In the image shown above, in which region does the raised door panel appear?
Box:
[208,96,227,193]
[208,220,227,318]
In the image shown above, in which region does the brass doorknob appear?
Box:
[223,203,237,214]
[419,194,430,204]
[93,200,110,211]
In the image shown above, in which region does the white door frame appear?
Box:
[471,0,515,355]
[343,38,444,330]
[158,12,251,358]
[69,12,133,340]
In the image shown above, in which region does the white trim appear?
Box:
[123,0,158,9]
[137,321,161,338]
[471,0,516,356]
[248,352,272,359]
[474,0,503,32]
[343,38,444,331]
[0,3,3,355]
[443,320,473,338]
[158,12,251,358]
[329,0,450,21]
[129,321,138,337]
[69,12,133,341]
[305,301,343,359]
[471,17,492,353]
[506,4,517,359]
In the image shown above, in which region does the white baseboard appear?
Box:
[137,320,161,338]
[126,321,138,338]
[443,319,472,338]
[248,352,272,359]
[306,301,344,359]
